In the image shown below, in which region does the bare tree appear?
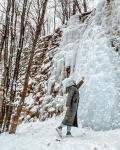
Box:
[83,0,87,12]
[9,0,48,134]
[10,0,28,104]
[73,0,77,15]
[75,0,81,14]
[53,0,57,32]
[0,0,29,132]
[0,0,12,132]
[57,0,83,24]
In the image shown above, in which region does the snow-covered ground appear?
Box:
[0,116,120,150]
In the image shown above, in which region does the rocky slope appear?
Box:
[19,28,64,122]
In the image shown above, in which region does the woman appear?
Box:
[56,77,85,137]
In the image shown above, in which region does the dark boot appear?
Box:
[66,132,72,137]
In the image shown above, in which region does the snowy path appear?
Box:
[0,117,120,150]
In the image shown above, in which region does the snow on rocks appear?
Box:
[18,28,63,122]
[39,95,65,121]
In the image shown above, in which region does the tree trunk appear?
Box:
[83,0,87,12]
[0,0,11,132]
[4,0,28,132]
[53,0,57,32]
[10,0,28,104]
[9,0,48,134]
[0,0,28,133]
[75,0,81,14]
[73,0,77,15]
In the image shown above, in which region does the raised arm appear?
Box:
[76,80,84,89]
[76,77,85,89]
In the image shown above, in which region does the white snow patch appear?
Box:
[0,117,120,150]
[25,94,34,106]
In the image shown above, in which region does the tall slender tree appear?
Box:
[0,0,28,132]
[83,0,87,12]
[9,0,48,134]
[0,0,12,132]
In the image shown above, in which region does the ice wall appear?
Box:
[48,0,120,130]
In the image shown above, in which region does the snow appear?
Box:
[48,0,120,130]
[0,116,120,150]
[30,105,39,113]
[25,94,34,106]
[39,95,65,120]
[41,62,51,71]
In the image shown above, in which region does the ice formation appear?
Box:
[48,0,120,130]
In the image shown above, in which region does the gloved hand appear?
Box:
[81,76,85,81]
